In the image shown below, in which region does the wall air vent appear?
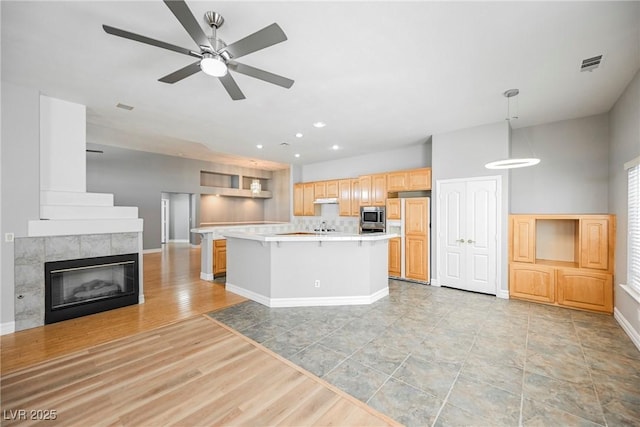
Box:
[580,55,603,72]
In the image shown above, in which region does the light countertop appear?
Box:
[223,231,398,242]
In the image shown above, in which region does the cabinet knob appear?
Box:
[467,239,474,244]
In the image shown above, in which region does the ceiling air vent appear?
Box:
[116,103,134,111]
[580,55,603,72]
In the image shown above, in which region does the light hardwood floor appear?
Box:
[0,243,399,426]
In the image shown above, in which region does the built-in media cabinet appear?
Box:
[509,214,615,313]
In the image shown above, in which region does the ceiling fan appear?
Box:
[103,0,294,100]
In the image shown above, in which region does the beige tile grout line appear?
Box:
[519,305,531,427]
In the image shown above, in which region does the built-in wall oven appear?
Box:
[360,206,386,233]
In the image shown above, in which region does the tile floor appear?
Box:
[208,280,640,427]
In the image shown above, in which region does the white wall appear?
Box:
[609,69,640,344]
[301,142,431,182]
[511,114,610,214]
[1,83,41,331]
[431,121,510,294]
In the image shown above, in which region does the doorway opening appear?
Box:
[161,192,194,245]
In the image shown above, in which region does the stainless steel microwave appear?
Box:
[360,206,385,233]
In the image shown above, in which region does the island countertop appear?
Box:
[222,231,398,243]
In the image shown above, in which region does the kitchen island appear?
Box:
[223,232,396,307]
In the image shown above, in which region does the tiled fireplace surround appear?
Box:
[13,232,140,332]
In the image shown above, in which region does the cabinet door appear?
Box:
[387,172,408,192]
[509,263,555,303]
[408,168,431,190]
[405,198,428,235]
[557,268,613,313]
[303,183,316,216]
[293,183,304,216]
[372,174,387,206]
[213,240,227,276]
[511,216,536,263]
[359,175,372,206]
[389,237,401,276]
[350,179,361,216]
[313,181,327,199]
[580,218,609,270]
[387,198,401,220]
[326,180,339,198]
[338,179,351,216]
[406,235,428,281]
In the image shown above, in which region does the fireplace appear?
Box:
[44,253,139,324]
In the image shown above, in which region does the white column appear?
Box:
[200,233,214,280]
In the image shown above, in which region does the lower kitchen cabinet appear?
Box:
[388,237,401,277]
[556,268,613,313]
[213,239,227,276]
[509,263,555,303]
[405,235,428,281]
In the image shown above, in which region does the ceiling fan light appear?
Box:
[200,54,227,77]
[484,158,541,169]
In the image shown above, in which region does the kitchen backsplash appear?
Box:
[293,217,359,234]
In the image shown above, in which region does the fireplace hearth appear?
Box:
[45,253,139,324]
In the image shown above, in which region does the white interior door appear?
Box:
[437,177,499,295]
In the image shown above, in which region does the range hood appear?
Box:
[314,197,338,204]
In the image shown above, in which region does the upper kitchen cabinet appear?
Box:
[387,198,401,220]
[303,182,318,216]
[326,180,339,198]
[407,168,432,191]
[313,181,327,199]
[338,179,352,216]
[371,174,387,206]
[350,179,361,216]
[510,216,535,263]
[387,171,408,193]
[359,175,372,206]
[293,183,304,216]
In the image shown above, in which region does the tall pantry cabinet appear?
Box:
[405,198,430,281]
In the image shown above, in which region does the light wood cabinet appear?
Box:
[293,183,304,216]
[404,197,429,282]
[407,168,431,190]
[303,183,316,216]
[213,239,227,276]
[389,237,401,277]
[556,268,613,313]
[387,172,408,193]
[387,198,401,220]
[509,263,555,303]
[406,235,428,281]
[580,218,609,270]
[508,214,615,313]
[510,216,535,263]
[350,179,360,216]
[326,180,339,198]
[371,174,387,206]
[313,181,326,199]
[359,175,372,206]
[338,179,351,217]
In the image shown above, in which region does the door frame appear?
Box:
[434,175,503,297]
[161,198,170,244]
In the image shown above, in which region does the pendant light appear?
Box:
[485,89,541,170]
[250,179,262,196]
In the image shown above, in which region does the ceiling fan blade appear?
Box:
[159,61,201,83]
[218,73,246,100]
[228,62,294,89]
[222,23,287,60]
[103,25,198,58]
[163,0,213,50]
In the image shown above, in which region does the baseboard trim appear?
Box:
[201,272,214,281]
[430,278,440,287]
[497,289,510,299]
[143,248,162,254]
[226,283,389,308]
[614,307,640,352]
[169,239,190,243]
[1,321,15,335]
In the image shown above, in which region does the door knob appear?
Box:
[456,239,465,243]
[467,239,474,244]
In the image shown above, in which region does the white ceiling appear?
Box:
[2,1,639,171]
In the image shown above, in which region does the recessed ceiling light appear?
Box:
[295,133,303,138]
[280,142,290,147]
[331,144,340,150]
[294,153,300,158]
[313,122,326,128]
[256,144,263,149]
[116,103,134,111]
